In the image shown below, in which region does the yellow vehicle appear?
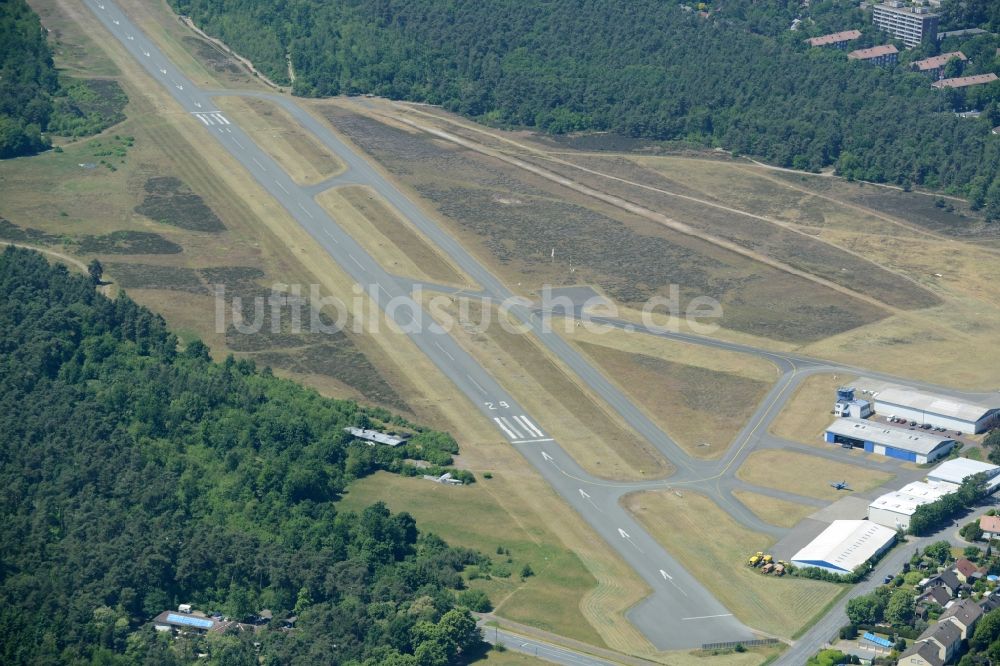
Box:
[762,554,773,564]
[747,551,764,567]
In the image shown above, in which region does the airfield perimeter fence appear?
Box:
[701,638,781,650]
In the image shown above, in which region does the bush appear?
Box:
[457,589,492,613]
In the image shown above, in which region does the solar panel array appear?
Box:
[166,613,214,629]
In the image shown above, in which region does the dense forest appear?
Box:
[0,246,487,665]
[0,0,127,159]
[169,0,1000,218]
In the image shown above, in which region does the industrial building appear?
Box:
[932,73,1000,89]
[344,427,408,446]
[872,2,939,46]
[927,458,1000,490]
[848,44,899,66]
[790,520,897,575]
[873,387,999,434]
[912,51,966,78]
[867,480,959,530]
[825,418,956,464]
[805,29,862,49]
[834,387,874,419]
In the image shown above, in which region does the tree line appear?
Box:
[169,0,1000,218]
[0,246,487,665]
[0,0,128,159]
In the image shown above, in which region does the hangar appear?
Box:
[867,480,959,530]
[825,418,956,464]
[928,458,1000,491]
[873,387,999,434]
[790,520,897,575]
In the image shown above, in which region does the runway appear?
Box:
[82,0,999,657]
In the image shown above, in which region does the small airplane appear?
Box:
[112,18,119,25]
[127,34,134,40]
[143,51,150,57]
[97,3,105,9]
[830,480,851,491]
[159,68,167,74]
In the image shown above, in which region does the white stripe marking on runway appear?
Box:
[467,375,487,394]
[322,228,339,243]
[681,614,732,621]
[348,254,365,269]
[493,418,518,439]
[275,180,289,194]
[252,157,265,171]
[196,115,210,126]
[298,202,314,218]
[433,341,455,361]
[499,417,523,439]
[513,415,544,438]
[511,438,554,444]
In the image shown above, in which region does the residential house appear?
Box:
[925,570,962,597]
[897,641,944,666]
[980,514,1000,539]
[916,586,953,618]
[932,73,1000,89]
[954,557,983,584]
[915,620,962,664]
[911,51,966,79]
[939,598,983,639]
[806,29,863,49]
[848,44,900,66]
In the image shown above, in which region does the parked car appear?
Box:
[910,421,917,426]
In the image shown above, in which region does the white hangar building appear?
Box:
[867,480,959,530]
[874,387,999,434]
[928,458,1000,492]
[791,520,897,575]
[825,418,956,464]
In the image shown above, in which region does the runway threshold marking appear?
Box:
[493,418,520,439]
[512,414,544,437]
[498,416,523,438]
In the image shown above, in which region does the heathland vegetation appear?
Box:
[0,0,126,158]
[170,0,1000,216]
[0,246,486,665]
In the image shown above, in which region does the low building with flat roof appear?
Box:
[791,520,897,575]
[932,73,999,89]
[912,51,966,78]
[825,418,956,464]
[153,611,218,634]
[344,427,408,447]
[806,29,863,48]
[848,44,899,65]
[868,480,959,530]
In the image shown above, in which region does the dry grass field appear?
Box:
[215,96,344,185]
[623,490,842,639]
[420,297,672,481]
[731,490,818,529]
[559,325,776,458]
[315,185,472,287]
[770,373,855,445]
[314,101,890,346]
[360,101,1000,390]
[737,450,893,501]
